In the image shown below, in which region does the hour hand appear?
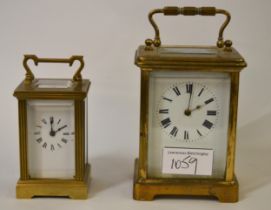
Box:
[185,104,202,116]
[191,105,203,112]
[56,125,67,132]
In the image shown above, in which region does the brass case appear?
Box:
[13,55,91,199]
[133,45,247,202]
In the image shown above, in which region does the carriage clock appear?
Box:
[14,55,90,199]
[133,6,247,202]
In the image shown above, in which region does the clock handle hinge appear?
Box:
[23,55,85,84]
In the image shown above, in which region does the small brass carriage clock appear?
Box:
[133,6,247,202]
[14,55,90,199]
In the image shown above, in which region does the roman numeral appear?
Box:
[161,118,171,128]
[36,125,42,128]
[186,83,193,94]
[207,110,217,116]
[63,132,70,136]
[61,138,68,144]
[196,129,202,136]
[170,126,178,137]
[198,88,204,97]
[184,130,189,140]
[205,98,214,105]
[34,131,41,135]
[57,143,62,148]
[159,109,169,114]
[163,97,173,102]
[41,118,47,124]
[71,132,75,135]
[173,86,181,96]
[202,120,213,129]
[42,142,47,148]
[36,137,42,143]
[50,144,55,151]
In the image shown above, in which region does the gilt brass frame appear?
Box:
[14,55,91,199]
[133,6,247,202]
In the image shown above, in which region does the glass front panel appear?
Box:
[27,100,75,178]
[147,71,231,179]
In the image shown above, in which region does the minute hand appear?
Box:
[187,84,193,110]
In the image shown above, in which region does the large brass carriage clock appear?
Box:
[14,55,90,199]
[133,6,247,202]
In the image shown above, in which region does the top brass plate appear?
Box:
[135,46,247,71]
[13,79,91,100]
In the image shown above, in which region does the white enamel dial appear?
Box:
[33,115,74,152]
[157,82,219,142]
[147,71,231,179]
[27,100,75,179]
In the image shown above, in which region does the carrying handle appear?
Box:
[23,55,84,84]
[145,6,232,50]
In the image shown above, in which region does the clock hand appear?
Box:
[189,97,215,114]
[184,83,193,116]
[190,105,203,112]
[50,116,54,127]
[188,91,193,110]
[184,104,204,116]
[49,116,56,137]
[55,125,68,133]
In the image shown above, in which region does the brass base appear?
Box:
[16,164,91,199]
[133,159,238,202]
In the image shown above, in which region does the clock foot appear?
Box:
[133,158,238,202]
[16,164,91,199]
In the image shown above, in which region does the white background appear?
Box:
[0,0,270,209]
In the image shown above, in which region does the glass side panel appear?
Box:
[85,97,88,165]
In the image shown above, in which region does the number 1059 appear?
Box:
[170,156,198,175]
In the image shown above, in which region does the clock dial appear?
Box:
[157,82,219,141]
[33,116,74,152]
